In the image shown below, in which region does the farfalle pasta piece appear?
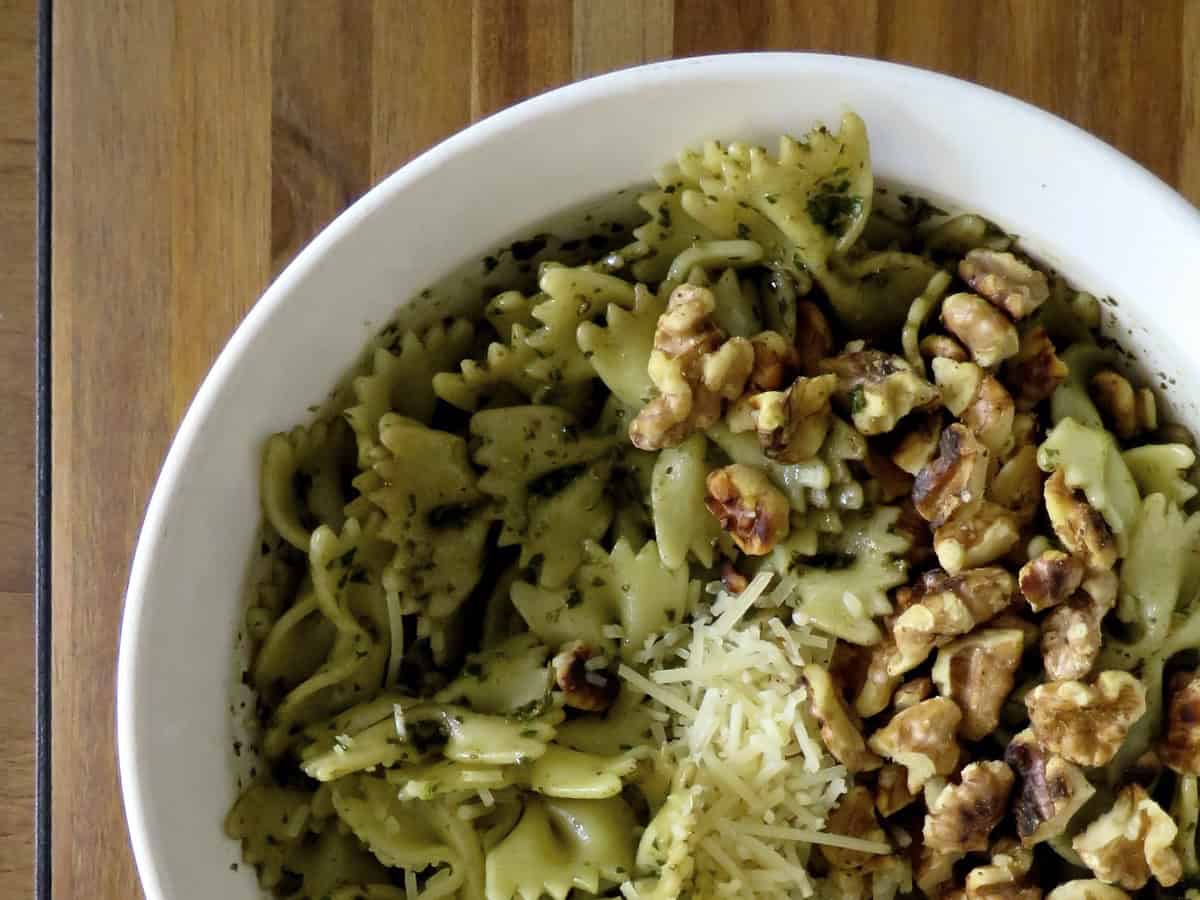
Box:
[345,319,476,465]
[485,796,637,900]
[577,283,667,408]
[650,433,722,569]
[261,418,356,551]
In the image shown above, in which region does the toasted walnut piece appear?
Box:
[630,285,742,450]
[1045,881,1130,900]
[958,249,1050,320]
[746,374,838,463]
[933,502,1021,575]
[990,612,1041,652]
[1005,728,1096,846]
[942,293,1020,368]
[964,865,1041,900]
[988,837,1033,880]
[932,629,1025,741]
[701,337,755,401]
[877,763,919,817]
[1019,550,1084,612]
[719,560,749,595]
[819,349,941,436]
[1026,671,1147,767]
[794,301,834,374]
[1162,670,1200,775]
[921,334,970,363]
[552,641,618,712]
[924,761,1015,853]
[1005,327,1068,411]
[895,677,935,713]
[855,636,904,718]
[890,567,1017,676]
[704,464,791,555]
[827,869,870,900]
[913,424,991,527]
[1041,574,1117,682]
[894,413,944,476]
[868,698,963,793]
[1090,370,1154,440]
[1073,784,1183,890]
[803,664,882,773]
[915,845,964,897]
[746,330,799,391]
[1043,469,1117,571]
[820,785,891,870]
[931,358,1016,457]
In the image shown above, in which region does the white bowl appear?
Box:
[117,52,1200,899]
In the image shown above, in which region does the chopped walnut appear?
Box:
[989,611,1041,653]
[1162,670,1200,775]
[701,337,755,401]
[942,293,1020,368]
[921,334,970,363]
[894,677,935,713]
[704,464,791,555]
[990,445,1043,525]
[794,301,834,375]
[1026,671,1147,767]
[965,864,1041,900]
[1018,550,1084,612]
[820,785,891,870]
[987,837,1034,880]
[913,424,991,527]
[1004,327,1068,411]
[932,358,1015,456]
[1005,728,1096,846]
[868,697,963,793]
[854,635,903,718]
[820,787,888,873]
[893,413,944,476]
[890,567,1016,676]
[719,560,749,595]
[630,285,750,450]
[958,249,1050,320]
[1043,469,1117,571]
[1073,784,1182,890]
[746,330,799,391]
[876,763,919,817]
[932,628,1025,740]
[803,664,882,773]
[915,845,964,897]
[743,374,838,462]
[552,641,618,712]
[819,349,940,436]
[1045,882,1130,900]
[1091,370,1154,440]
[1041,573,1117,682]
[924,761,1014,853]
[933,502,1021,575]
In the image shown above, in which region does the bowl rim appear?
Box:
[115,50,1200,899]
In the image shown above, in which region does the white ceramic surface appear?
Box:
[117,52,1200,899]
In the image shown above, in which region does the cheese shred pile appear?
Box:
[617,571,891,899]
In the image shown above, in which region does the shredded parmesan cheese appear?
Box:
[618,571,859,898]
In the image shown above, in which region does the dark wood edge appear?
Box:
[35,0,52,896]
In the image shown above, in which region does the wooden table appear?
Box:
[23,1,1200,897]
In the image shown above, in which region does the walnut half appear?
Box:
[1162,670,1200,775]
[890,567,1016,676]
[942,292,1020,368]
[868,697,963,793]
[819,349,940,436]
[741,374,838,463]
[1018,550,1084,613]
[1005,728,1096,846]
[1045,882,1130,900]
[1044,469,1117,571]
[932,628,1025,740]
[923,761,1015,853]
[1040,570,1118,683]
[704,464,790,555]
[958,249,1050,321]
[913,423,990,528]
[802,664,882,774]
[1073,784,1182,890]
[1025,671,1146,767]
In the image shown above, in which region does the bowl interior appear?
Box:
[117,52,1200,899]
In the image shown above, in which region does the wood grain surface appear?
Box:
[40,1,1200,898]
